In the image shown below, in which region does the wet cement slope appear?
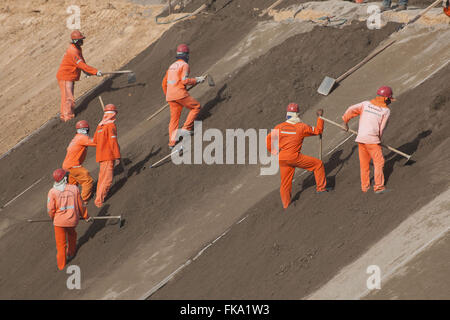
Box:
[152,65,450,299]
[0,1,422,299]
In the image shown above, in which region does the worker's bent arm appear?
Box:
[304,117,324,137]
[266,129,280,155]
[73,54,98,75]
[162,71,168,95]
[47,192,56,220]
[342,103,363,123]
[378,111,390,139]
[181,63,197,86]
[109,125,121,159]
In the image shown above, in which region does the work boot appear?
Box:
[178,128,194,137]
[394,4,407,11]
[316,187,333,194]
[374,188,391,194]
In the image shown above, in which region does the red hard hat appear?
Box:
[377,86,394,99]
[71,30,86,40]
[177,44,190,54]
[53,169,67,182]
[104,104,117,113]
[76,120,89,129]
[286,103,299,113]
[444,6,450,17]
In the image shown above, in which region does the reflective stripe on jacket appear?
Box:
[47,184,88,227]
[56,44,98,81]
[162,59,197,101]
[266,117,324,161]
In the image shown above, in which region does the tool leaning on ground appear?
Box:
[319,116,412,162]
[317,0,444,96]
[146,74,215,122]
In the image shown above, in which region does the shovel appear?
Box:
[102,70,136,84]
[317,39,396,96]
[319,116,412,163]
[146,74,215,122]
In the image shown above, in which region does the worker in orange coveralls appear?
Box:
[93,104,121,208]
[267,103,330,209]
[341,86,393,194]
[62,120,96,204]
[162,44,206,149]
[56,30,102,122]
[47,168,91,270]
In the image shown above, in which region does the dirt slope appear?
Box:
[0,0,447,300]
[152,64,450,299]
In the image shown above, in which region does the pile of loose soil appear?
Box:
[152,64,450,299]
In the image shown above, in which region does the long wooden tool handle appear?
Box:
[407,0,442,25]
[150,147,182,168]
[319,116,411,160]
[92,216,121,220]
[319,134,323,160]
[102,70,133,74]
[99,96,105,111]
[336,39,396,83]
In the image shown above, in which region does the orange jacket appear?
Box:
[93,122,121,162]
[266,117,324,161]
[56,44,98,81]
[162,59,197,101]
[47,184,88,227]
[62,133,96,170]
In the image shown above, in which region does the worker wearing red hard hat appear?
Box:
[162,44,205,149]
[341,86,393,194]
[93,104,121,208]
[267,103,329,209]
[47,168,91,270]
[56,30,102,122]
[62,120,96,203]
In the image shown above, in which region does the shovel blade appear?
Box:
[317,76,336,96]
[127,73,137,84]
[207,74,215,87]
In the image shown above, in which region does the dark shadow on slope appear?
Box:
[77,204,110,251]
[384,130,431,184]
[197,84,229,121]
[106,147,160,200]
[291,145,357,204]
[127,146,161,177]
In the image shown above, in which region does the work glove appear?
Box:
[195,76,206,83]
[342,122,349,132]
[96,70,103,77]
[316,109,324,117]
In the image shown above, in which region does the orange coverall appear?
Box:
[62,133,96,201]
[267,117,326,209]
[47,184,89,270]
[93,113,121,208]
[56,44,98,122]
[162,59,200,146]
[342,97,390,192]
